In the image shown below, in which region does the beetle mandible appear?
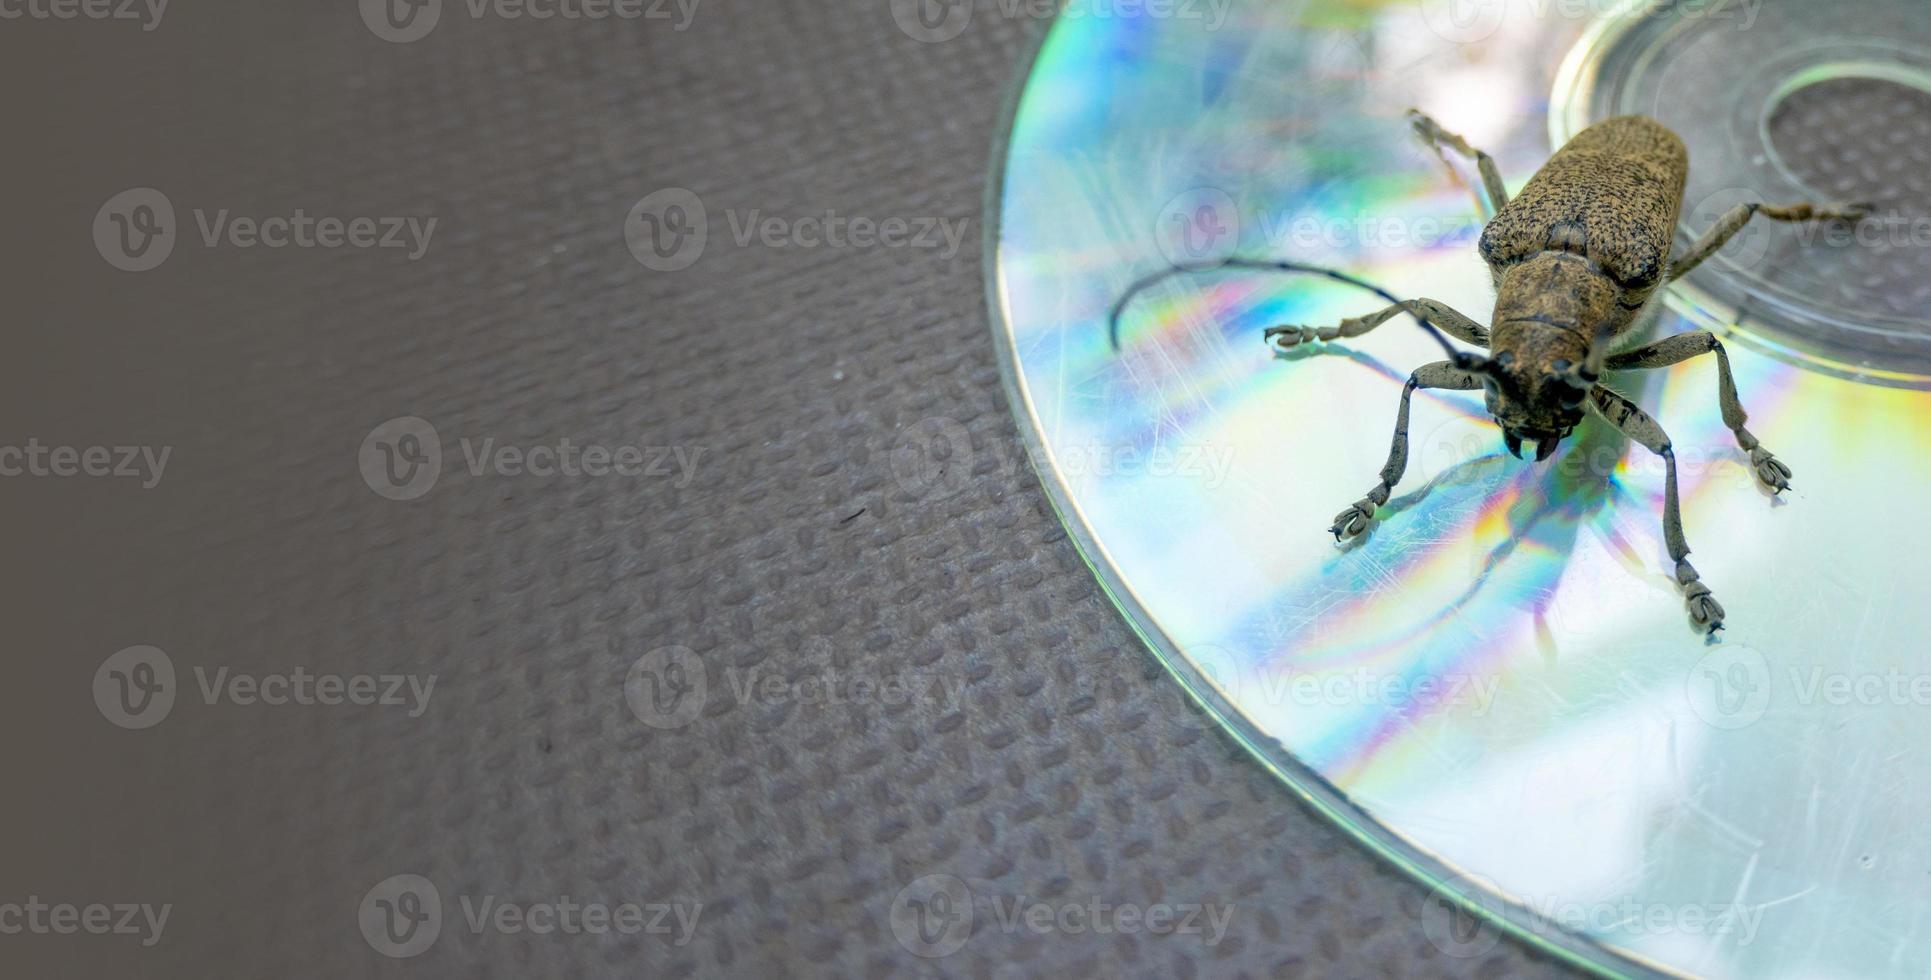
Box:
[1112,111,1872,634]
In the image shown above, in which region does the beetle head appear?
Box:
[1483,353,1594,461]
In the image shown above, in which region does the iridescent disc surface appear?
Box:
[987,2,1931,977]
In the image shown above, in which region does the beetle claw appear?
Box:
[1264,325,1318,350]
[1329,500,1375,541]
[1748,447,1793,494]
[1687,590,1726,634]
[1504,433,1524,459]
[1677,561,1726,635]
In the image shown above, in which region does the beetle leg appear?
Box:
[1330,360,1485,541]
[1588,387,1726,634]
[1267,298,1490,352]
[1407,109,1510,214]
[1606,331,1790,493]
[1669,201,1874,281]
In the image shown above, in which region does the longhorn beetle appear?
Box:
[1110,111,1872,634]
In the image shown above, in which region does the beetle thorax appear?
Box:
[1490,251,1617,356]
[1483,253,1612,460]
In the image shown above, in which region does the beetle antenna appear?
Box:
[1107,257,1484,370]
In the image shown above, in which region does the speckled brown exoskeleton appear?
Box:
[1110,111,1872,633]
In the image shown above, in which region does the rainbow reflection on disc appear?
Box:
[988,1,1931,977]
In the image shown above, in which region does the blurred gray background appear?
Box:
[0,1,1580,976]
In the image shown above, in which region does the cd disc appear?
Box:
[988,1,1931,976]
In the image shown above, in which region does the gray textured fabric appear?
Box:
[0,2,1585,977]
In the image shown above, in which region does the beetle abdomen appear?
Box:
[1480,116,1688,292]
